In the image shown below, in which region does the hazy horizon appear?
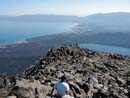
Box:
[0,12,130,17]
[0,0,130,16]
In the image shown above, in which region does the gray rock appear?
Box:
[1,45,130,98]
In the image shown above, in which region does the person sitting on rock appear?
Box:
[50,75,70,98]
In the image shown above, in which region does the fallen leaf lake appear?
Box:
[80,44,130,56]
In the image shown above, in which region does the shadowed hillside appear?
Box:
[0,32,130,74]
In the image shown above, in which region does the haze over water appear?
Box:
[0,21,74,45]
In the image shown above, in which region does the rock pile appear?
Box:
[0,76,16,98]
[1,45,130,98]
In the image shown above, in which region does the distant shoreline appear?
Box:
[0,40,29,48]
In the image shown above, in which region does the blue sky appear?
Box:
[0,0,130,16]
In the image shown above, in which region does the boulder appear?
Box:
[6,96,17,98]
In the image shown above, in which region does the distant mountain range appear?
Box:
[1,12,130,24]
[73,12,130,34]
[82,12,130,24]
[0,13,130,32]
[0,14,79,22]
[0,12,130,74]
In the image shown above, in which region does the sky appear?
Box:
[0,0,130,16]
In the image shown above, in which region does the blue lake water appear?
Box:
[0,21,74,45]
[79,44,130,56]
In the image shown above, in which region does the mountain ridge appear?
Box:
[0,14,79,22]
[1,12,130,23]
[0,45,130,98]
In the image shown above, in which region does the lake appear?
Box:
[79,43,130,56]
[0,21,74,45]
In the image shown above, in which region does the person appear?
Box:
[50,75,70,98]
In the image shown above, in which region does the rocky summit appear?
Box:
[0,45,130,98]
